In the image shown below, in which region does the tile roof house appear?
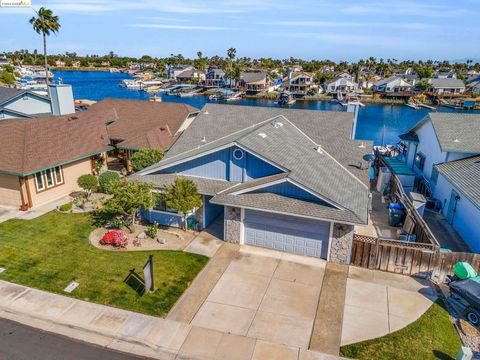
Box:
[134,104,372,263]
[0,84,75,120]
[428,78,465,94]
[398,113,480,251]
[0,99,198,210]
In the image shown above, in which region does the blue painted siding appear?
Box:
[203,195,224,228]
[245,152,282,180]
[161,148,230,180]
[230,147,245,182]
[4,94,52,115]
[143,209,184,228]
[253,182,332,207]
[158,146,283,184]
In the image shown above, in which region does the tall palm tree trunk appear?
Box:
[43,32,49,85]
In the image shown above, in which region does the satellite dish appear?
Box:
[363,154,375,162]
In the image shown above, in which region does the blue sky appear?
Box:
[1,0,479,61]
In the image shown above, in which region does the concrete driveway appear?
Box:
[191,246,326,349]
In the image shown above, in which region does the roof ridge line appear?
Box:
[158,112,285,163]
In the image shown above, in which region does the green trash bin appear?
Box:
[388,208,404,227]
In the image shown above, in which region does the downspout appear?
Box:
[450,195,461,225]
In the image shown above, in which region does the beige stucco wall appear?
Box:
[0,174,21,207]
[27,158,92,208]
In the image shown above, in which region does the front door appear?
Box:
[446,189,460,224]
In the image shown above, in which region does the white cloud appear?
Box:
[259,20,436,30]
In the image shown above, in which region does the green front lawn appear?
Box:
[340,301,462,360]
[0,212,208,316]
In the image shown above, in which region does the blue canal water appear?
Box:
[53,70,480,146]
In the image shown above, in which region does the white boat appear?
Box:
[418,103,436,110]
[405,102,420,110]
[177,87,203,97]
[223,91,243,101]
[276,91,296,106]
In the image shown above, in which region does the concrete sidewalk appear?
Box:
[0,280,344,360]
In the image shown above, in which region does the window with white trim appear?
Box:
[35,172,45,191]
[34,165,64,192]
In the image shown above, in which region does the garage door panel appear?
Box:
[244,210,330,259]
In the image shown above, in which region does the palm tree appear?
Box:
[30,7,60,85]
[227,48,236,87]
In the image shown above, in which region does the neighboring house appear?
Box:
[433,157,480,252]
[334,71,353,80]
[398,113,480,250]
[167,65,195,81]
[467,80,480,95]
[0,84,75,120]
[372,76,412,93]
[127,62,156,71]
[55,59,66,67]
[0,99,199,210]
[239,71,271,94]
[175,68,205,83]
[134,104,371,262]
[283,71,313,95]
[428,78,465,94]
[324,76,359,94]
[433,71,457,79]
[205,68,226,87]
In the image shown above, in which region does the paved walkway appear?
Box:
[310,263,348,355]
[0,196,71,223]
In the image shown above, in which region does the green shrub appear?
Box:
[131,148,165,172]
[146,222,158,238]
[59,202,72,212]
[98,171,120,194]
[77,174,98,195]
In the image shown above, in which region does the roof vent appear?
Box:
[453,138,459,143]
[203,110,209,115]
[358,142,366,148]
[68,116,79,121]
[201,136,206,143]
[316,145,323,154]
[258,132,267,138]
[272,120,283,128]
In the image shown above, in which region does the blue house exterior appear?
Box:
[136,104,371,262]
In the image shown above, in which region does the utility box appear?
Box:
[408,192,427,217]
[376,167,391,192]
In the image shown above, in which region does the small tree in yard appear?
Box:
[103,180,159,228]
[130,148,164,172]
[77,174,98,198]
[163,177,202,230]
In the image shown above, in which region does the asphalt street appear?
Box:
[0,317,151,360]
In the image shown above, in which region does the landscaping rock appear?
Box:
[157,238,166,244]
[137,232,147,239]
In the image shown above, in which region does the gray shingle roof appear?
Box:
[435,156,480,209]
[0,88,28,105]
[130,173,236,196]
[240,72,267,84]
[430,78,465,89]
[155,104,372,186]
[211,192,364,224]
[412,113,480,153]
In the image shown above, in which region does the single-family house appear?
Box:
[0,99,198,210]
[324,76,359,94]
[134,104,371,262]
[372,76,412,93]
[205,68,226,87]
[175,68,205,83]
[167,65,195,81]
[55,59,66,67]
[433,157,480,252]
[433,71,457,79]
[428,78,465,94]
[398,113,480,250]
[283,71,313,96]
[467,79,480,95]
[239,71,271,94]
[0,84,75,120]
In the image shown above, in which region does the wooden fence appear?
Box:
[352,234,480,283]
[351,155,479,283]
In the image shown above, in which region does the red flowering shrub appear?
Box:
[100,230,128,248]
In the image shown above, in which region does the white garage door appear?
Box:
[244,210,331,259]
